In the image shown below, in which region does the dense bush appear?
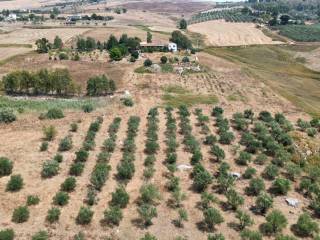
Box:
[69,162,84,176]
[58,136,73,151]
[236,151,252,166]
[254,154,267,165]
[111,186,129,208]
[0,157,13,177]
[246,178,265,196]
[82,104,94,113]
[26,195,40,206]
[243,167,256,179]
[40,142,48,152]
[240,230,262,240]
[90,163,111,190]
[293,213,319,237]
[70,123,78,132]
[193,164,213,192]
[236,210,253,230]
[208,233,225,240]
[12,206,29,223]
[117,160,135,180]
[261,210,287,235]
[271,178,291,195]
[41,160,59,178]
[31,231,48,240]
[0,108,16,124]
[53,191,69,206]
[75,149,89,162]
[255,192,273,214]
[203,207,224,230]
[140,184,161,204]
[76,206,94,225]
[61,177,77,192]
[46,108,64,119]
[226,188,244,210]
[219,131,235,145]
[6,174,23,192]
[210,145,225,162]
[0,229,14,240]
[46,207,60,223]
[263,164,279,180]
[103,206,123,226]
[137,203,158,226]
[43,125,57,141]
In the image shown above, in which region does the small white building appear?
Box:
[168,42,177,52]
[6,13,17,21]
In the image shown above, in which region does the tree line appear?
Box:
[2,69,116,97]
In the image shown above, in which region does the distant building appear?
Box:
[168,42,177,52]
[140,41,178,52]
[6,13,17,21]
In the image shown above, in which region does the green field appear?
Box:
[205,45,320,117]
[275,24,320,42]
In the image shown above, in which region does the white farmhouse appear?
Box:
[6,13,17,21]
[168,42,177,52]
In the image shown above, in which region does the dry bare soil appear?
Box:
[188,20,282,47]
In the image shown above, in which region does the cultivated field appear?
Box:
[0,46,32,62]
[188,20,282,46]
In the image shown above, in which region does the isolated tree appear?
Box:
[170,30,192,50]
[179,19,188,29]
[53,36,63,49]
[147,31,152,43]
[280,14,290,25]
[109,47,123,61]
[106,35,119,50]
[36,38,51,53]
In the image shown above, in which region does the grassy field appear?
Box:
[205,45,320,117]
[161,84,218,107]
[275,24,320,42]
[0,96,106,112]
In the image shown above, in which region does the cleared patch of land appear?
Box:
[0,47,32,62]
[189,20,282,46]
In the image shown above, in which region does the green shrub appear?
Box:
[0,108,16,123]
[75,149,89,162]
[236,210,254,230]
[6,174,23,192]
[43,125,57,141]
[240,230,262,240]
[263,164,279,180]
[31,231,48,240]
[208,233,225,240]
[193,164,213,192]
[61,177,76,192]
[0,229,14,240]
[261,210,287,235]
[82,104,94,113]
[254,154,267,165]
[226,188,244,210]
[176,208,188,228]
[243,167,256,179]
[111,186,129,208]
[255,192,273,214]
[70,122,78,132]
[204,135,217,145]
[203,207,224,230]
[73,232,85,240]
[140,232,157,240]
[285,163,301,181]
[45,108,64,119]
[41,160,59,178]
[12,206,29,223]
[58,136,73,151]
[53,191,69,206]
[293,213,319,237]
[144,155,156,166]
[40,141,48,152]
[271,178,291,195]
[236,151,252,166]
[140,184,161,204]
[26,195,40,206]
[122,97,134,107]
[103,206,123,226]
[76,206,93,225]
[69,162,84,176]
[90,163,111,190]
[161,56,168,64]
[144,59,153,67]
[210,145,225,162]
[219,131,235,144]
[307,128,317,137]
[46,207,60,223]
[246,178,265,196]
[53,153,63,163]
[117,160,135,180]
[200,192,217,209]
[137,203,157,226]
[0,157,13,177]
[275,235,297,240]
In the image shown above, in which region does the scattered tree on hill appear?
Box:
[147,31,152,43]
[170,31,192,50]
[36,38,51,53]
[179,19,188,29]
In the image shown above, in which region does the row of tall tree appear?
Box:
[2,69,116,96]
[36,36,63,53]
